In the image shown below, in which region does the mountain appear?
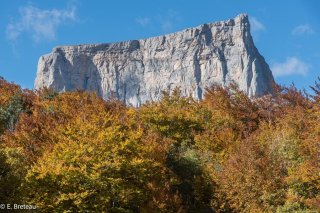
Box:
[34,13,274,107]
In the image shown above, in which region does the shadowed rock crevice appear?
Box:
[194,48,203,99]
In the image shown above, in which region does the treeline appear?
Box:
[0,76,319,212]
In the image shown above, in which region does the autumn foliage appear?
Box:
[0,76,319,212]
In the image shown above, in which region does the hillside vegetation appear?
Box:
[0,76,319,212]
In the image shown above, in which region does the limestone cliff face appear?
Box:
[35,14,274,107]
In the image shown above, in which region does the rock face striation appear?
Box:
[35,14,274,107]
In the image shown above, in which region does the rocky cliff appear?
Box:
[35,14,274,107]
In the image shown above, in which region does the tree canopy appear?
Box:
[0,76,319,212]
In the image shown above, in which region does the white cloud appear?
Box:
[249,17,265,32]
[292,24,314,35]
[135,10,181,32]
[6,5,76,43]
[135,17,150,27]
[158,10,181,32]
[160,19,174,32]
[271,57,310,77]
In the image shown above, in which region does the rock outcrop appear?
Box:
[35,14,274,107]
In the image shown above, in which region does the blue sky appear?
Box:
[0,0,319,91]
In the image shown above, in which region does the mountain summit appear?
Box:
[35,14,274,106]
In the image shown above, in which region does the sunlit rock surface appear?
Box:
[35,14,274,107]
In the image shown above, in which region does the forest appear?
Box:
[0,76,319,212]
